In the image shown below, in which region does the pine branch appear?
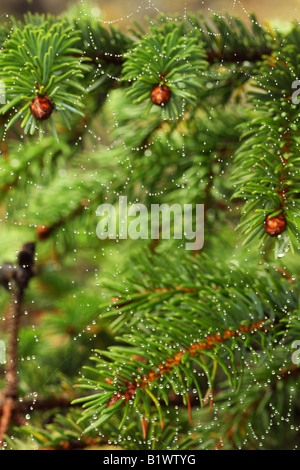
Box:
[0,20,88,139]
[74,252,299,435]
[122,27,207,119]
[232,28,300,250]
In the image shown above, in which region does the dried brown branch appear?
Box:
[0,289,23,446]
[0,243,35,447]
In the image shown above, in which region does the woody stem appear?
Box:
[0,288,23,446]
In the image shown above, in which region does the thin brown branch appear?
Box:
[0,396,72,415]
[0,243,35,447]
[0,289,23,446]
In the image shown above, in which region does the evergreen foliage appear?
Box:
[0,3,299,451]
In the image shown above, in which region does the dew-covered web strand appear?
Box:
[150,0,300,448]
[0,1,175,449]
[10,1,299,449]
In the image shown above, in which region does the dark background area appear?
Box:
[0,0,299,25]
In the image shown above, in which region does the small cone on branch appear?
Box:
[264,212,287,237]
[30,95,54,121]
[150,84,172,106]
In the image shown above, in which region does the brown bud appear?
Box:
[264,212,287,237]
[30,95,54,121]
[150,84,172,106]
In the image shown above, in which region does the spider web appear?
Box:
[0,0,299,451]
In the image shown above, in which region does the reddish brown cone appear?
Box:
[264,212,287,237]
[30,95,54,121]
[150,84,172,106]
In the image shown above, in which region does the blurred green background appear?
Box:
[0,0,299,25]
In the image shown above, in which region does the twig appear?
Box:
[0,396,73,415]
[0,243,35,447]
[0,289,23,446]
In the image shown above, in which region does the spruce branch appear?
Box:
[0,20,89,140]
[0,6,299,451]
[74,252,299,434]
[232,28,300,251]
[122,28,207,119]
[130,12,275,64]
